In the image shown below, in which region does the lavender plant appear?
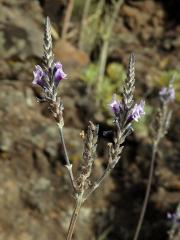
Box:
[97,0,124,96]
[167,203,180,240]
[61,0,75,40]
[78,0,93,50]
[32,17,145,240]
[133,81,175,240]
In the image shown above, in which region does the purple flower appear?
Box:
[32,65,46,88]
[53,62,67,86]
[130,100,145,122]
[167,212,175,220]
[32,62,67,93]
[167,212,180,224]
[159,86,175,103]
[109,95,121,115]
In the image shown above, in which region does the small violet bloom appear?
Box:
[130,100,145,122]
[53,62,67,86]
[109,95,145,122]
[109,95,121,115]
[159,86,175,103]
[33,62,67,90]
[167,212,180,224]
[32,65,46,88]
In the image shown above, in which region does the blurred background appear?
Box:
[0,0,179,239]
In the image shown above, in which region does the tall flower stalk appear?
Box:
[168,203,180,240]
[78,0,92,50]
[97,0,124,95]
[133,82,175,240]
[32,18,145,240]
[61,0,75,40]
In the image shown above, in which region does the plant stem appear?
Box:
[97,0,124,94]
[132,141,158,240]
[57,125,76,191]
[66,194,83,240]
[62,0,74,40]
[133,104,169,240]
[78,0,92,50]
[83,165,111,202]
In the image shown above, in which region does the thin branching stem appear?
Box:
[66,193,84,240]
[97,0,124,94]
[57,125,76,191]
[83,144,124,202]
[133,141,158,240]
[133,104,169,240]
[83,165,111,202]
[78,0,92,50]
[62,0,75,40]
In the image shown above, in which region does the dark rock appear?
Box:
[0,0,43,60]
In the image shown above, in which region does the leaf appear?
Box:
[80,64,98,85]
[107,62,126,84]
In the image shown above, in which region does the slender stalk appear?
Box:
[78,0,92,50]
[97,226,112,240]
[98,37,109,90]
[133,141,158,240]
[62,0,74,40]
[83,145,124,202]
[97,0,124,93]
[83,165,111,202]
[133,104,169,240]
[57,125,76,191]
[66,194,83,240]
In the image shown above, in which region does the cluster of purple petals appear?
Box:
[159,86,175,103]
[109,94,122,116]
[32,65,46,88]
[109,95,145,122]
[131,100,145,122]
[53,62,67,86]
[167,212,180,224]
[32,62,67,90]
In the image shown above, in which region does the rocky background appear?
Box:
[0,0,179,240]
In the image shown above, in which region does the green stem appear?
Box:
[78,0,92,50]
[132,141,158,240]
[57,125,76,191]
[97,0,124,94]
[133,104,169,240]
[62,0,75,40]
[66,195,83,240]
